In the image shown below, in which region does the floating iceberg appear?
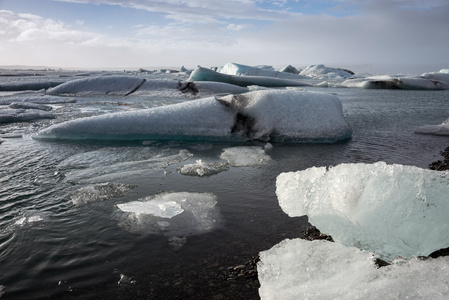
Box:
[188,66,309,87]
[258,238,449,300]
[220,146,271,167]
[421,69,449,84]
[71,183,137,207]
[299,64,354,79]
[276,162,449,260]
[414,117,449,136]
[116,192,221,236]
[47,76,248,97]
[35,89,352,143]
[218,62,307,80]
[0,108,55,123]
[342,75,449,90]
[177,159,229,176]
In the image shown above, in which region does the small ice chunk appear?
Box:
[276,162,449,261]
[117,200,184,218]
[220,146,270,166]
[414,117,449,136]
[177,159,229,176]
[258,238,449,300]
[70,183,137,207]
[157,221,171,228]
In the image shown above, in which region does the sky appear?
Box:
[0,0,448,72]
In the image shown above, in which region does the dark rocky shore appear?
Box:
[429,146,449,171]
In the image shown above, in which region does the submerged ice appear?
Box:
[35,89,352,143]
[116,192,221,236]
[276,162,449,260]
[258,239,449,300]
[71,183,136,207]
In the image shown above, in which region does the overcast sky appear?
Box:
[0,0,448,72]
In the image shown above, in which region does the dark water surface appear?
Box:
[1,83,449,299]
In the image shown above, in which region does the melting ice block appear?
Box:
[188,66,309,87]
[258,238,449,300]
[177,159,229,176]
[116,192,221,236]
[220,146,271,166]
[71,183,136,207]
[276,162,449,261]
[414,117,449,136]
[35,89,352,143]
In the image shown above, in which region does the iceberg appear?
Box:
[218,62,307,80]
[276,162,449,261]
[342,75,449,90]
[35,89,352,143]
[414,117,449,136]
[0,108,55,123]
[116,192,221,236]
[299,64,354,79]
[258,238,449,300]
[47,76,248,97]
[278,65,301,74]
[188,66,309,87]
[421,69,449,84]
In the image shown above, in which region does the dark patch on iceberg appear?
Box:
[216,94,257,139]
[178,81,199,95]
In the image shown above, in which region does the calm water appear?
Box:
[1,73,449,299]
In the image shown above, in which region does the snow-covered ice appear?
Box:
[117,192,221,236]
[220,146,271,167]
[258,238,449,300]
[188,66,309,87]
[415,117,449,136]
[342,74,449,90]
[70,183,137,207]
[35,89,352,143]
[218,62,307,80]
[299,64,354,79]
[0,108,55,123]
[276,162,449,261]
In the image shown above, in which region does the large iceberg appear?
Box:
[35,89,352,143]
[299,64,354,79]
[414,117,449,136]
[276,162,449,261]
[47,76,248,97]
[188,66,309,87]
[258,238,449,300]
[217,62,307,80]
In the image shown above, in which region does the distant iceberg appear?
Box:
[299,64,354,79]
[35,89,352,143]
[414,117,449,136]
[188,66,309,87]
[341,70,449,90]
[217,62,308,80]
[276,162,449,261]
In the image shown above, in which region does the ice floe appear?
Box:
[188,66,309,87]
[116,192,221,236]
[177,159,229,176]
[218,62,307,80]
[414,117,449,136]
[299,64,354,79]
[8,102,52,111]
[220,146,271,167]
[342,74,449,90]
[70,183,137,207]
[0,108,55,123]
[258,238,449,300]
[276,162,449,261]
[35,89,352,143]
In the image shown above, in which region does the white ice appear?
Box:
[414,117,449,136]
[220,146,271,167]
[35,89,352,143]
[188,66,309,87]
[177,159,229,176]
[117,192,221,236]
[342,73,449,90]
[71,183,136,207]
[299,64,354,79]
[276,162,449,261]
[258,238,449,300]
[217,62,307,80]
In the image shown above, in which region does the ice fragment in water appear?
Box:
[276,162,449,261]
[71,183,136,207]
[414,117,449,136]
[258,238,449,300]
[117,200,184,218]
[220,146,270,166]
[177,159,229,176]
